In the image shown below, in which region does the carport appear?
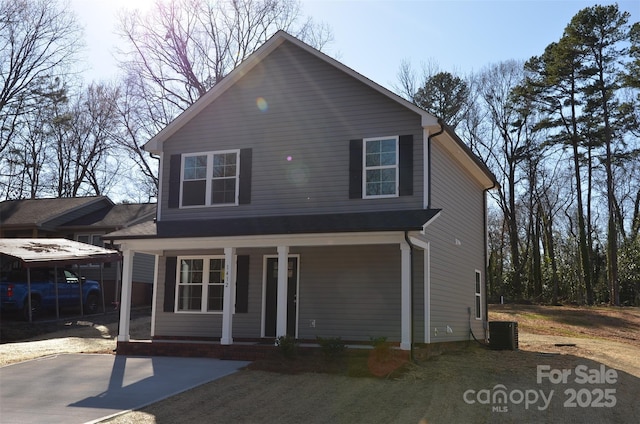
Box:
[0,238,121,322]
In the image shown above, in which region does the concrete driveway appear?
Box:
[0,354,249,424]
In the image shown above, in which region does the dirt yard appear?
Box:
[2,305,639,423]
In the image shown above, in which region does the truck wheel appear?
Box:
[85,293,100,314]
[23,296,41,321]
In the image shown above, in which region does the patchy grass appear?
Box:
[489,304,640,346]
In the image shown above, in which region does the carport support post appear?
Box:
[276,245,289,338]
[221,247,236,345]
[27,268,32,323]
[117,248,134,342]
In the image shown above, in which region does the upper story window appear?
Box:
[181,150,240,207]
[364,136,399,198]
[350,135,411,200]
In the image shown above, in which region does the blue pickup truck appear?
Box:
[0,266,102,320]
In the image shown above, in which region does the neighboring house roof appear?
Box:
[143,30,496,190]
[0,238,120,267]
[0,197,112,230]
[0,197,157,234]
[61,203,157,231]
[105,209,441,240]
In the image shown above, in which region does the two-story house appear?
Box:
[106,31,497,358]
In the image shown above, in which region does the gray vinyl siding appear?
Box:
[76,253,154,285]
[154,255,221,338]
[154,249,267,339]
[132,253,155,284]
[152,244,421,342]
[296,245,401,342]
[426,139,487,342]
[160,41,424,220]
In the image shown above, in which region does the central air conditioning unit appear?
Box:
[489,321,518,350]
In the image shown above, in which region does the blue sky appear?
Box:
[72,0,639,91]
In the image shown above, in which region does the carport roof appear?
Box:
[0,238,121,267]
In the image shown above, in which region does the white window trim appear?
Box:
[175,255,226,314]
[180,149,240,208]
[475,269,482,320]
[362,136,399,199]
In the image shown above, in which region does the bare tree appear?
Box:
[471,60,536,299]
[0,0,82,157]
[114,0,332,196]
[112,73,162,198]
[116,0,332,116]
[394,59,418,101]
[68,83,121,197]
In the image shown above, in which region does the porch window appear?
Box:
[475,270,482,320]
[181,150,239,207]
[363,136,398,198]
[176,256,225,313]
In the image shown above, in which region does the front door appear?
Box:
[264,257,298,338]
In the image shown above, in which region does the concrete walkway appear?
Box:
[0,354,249,424]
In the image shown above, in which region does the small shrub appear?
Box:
[276,335,298,359]
[370,336,391,361]
[316,336,347,360]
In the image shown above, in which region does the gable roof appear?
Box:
[143,30,439,154]
[0,197,112,230]
[143,30,497,189]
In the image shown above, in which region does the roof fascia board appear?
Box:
[433,127,498,190]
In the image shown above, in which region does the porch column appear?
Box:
[221,247,236,345]
[276,245,289,338]
[117,248,134,342]
[400,241,412,350]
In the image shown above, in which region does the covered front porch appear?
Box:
[106,209,440,359]
[115,233,434,356]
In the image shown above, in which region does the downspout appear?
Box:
[426,118,445,209]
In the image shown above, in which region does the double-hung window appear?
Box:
[181,150,239,207]
[176,257,225,313]
[363,136,398,198]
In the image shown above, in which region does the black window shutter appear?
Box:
[398,135,413,196]
[168,155,182,208]
[235,255,250,313]
[239,149,252,204]
[163,257,177,312]
[349,139,363,199]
